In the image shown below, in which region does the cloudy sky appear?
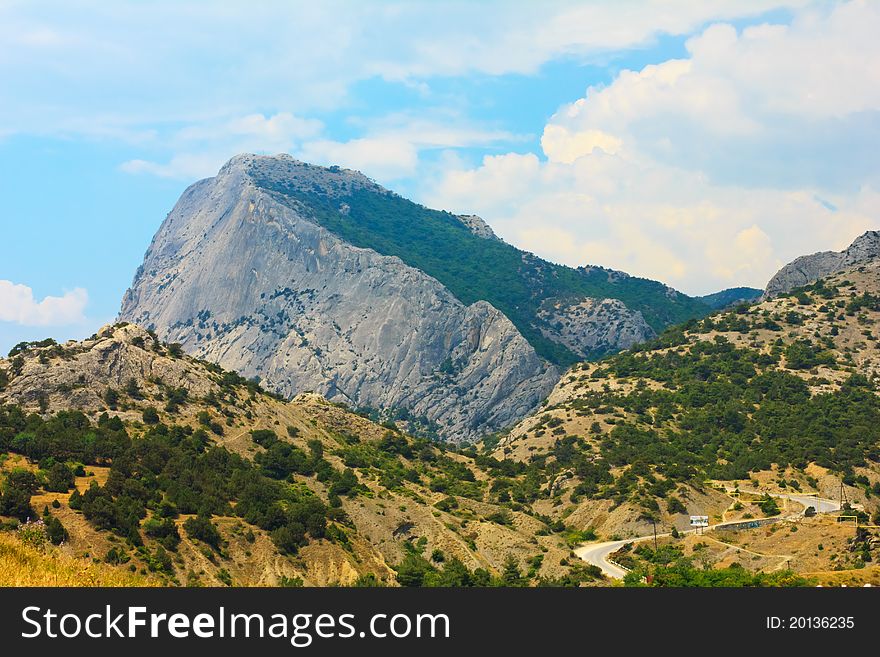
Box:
[1,0,878,354]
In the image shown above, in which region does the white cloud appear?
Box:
[119,154,228,180]
[174,112,323,144]
[545,2,880,188]
[0,281,88,326]
[425,3,880,294]
[542,126,623,162]
[298,137,419,181]
[119,112,325,179]
[0,1,811,138]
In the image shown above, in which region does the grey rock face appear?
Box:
[456,214,501,241]
[120,155,558,441]
[537,298,655,358]
[765,230,880,297]
[0,324,220,413]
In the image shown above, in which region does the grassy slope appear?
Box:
[0,532,152,586]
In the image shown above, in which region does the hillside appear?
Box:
[492,263,880,558]
[697,287,763,310]
[0,530,153,586]
[3,265,879,586]
[119,154,708,442]
[0,324,604,587]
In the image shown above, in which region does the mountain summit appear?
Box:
[120,154,706,441]
[765,230,880,298]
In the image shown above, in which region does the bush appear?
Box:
[44,462,75,493]
[125,378,142,400]
[104,387,119,410]
[758,495,780,517]
[183,515,222,550]
[44,515,68,545]
[143,516,181,551]
[250,429,278,447]
[666,496,687,515]
[17,518,49,551]
[142,407,160,424]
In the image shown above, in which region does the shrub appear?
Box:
[45,462,75,493]
[183,515,222,550]
[17,518,49,551]
[44,515,68,545]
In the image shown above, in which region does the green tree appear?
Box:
[142,406,160,424]
[45,462,75,493]
[500,556,527,587]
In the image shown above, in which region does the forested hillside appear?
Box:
[496,264,880,532]
[0,325,602,587]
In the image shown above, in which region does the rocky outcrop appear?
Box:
[536,298,655,359]
[456,214,501,241]
[119,155,558,441]
[0,324,220,413]
[765,230,880,298]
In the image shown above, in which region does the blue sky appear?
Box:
[1,1,878,355]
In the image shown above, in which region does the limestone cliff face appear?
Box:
[119,155,558,441]
[765,230,880,298]
[456,214,501,241]
[537,297,655,359]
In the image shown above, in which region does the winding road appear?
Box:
[575,490,841,579]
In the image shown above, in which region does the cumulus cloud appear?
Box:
[119,112,325,179]
[546,2,880,189]
[0,281,88,326]
[542,126,623,162]
[298,137,419,181]
[425,2,880,294]
[0,2,811,138]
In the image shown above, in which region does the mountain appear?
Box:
[3,262,878,586]
[0,324,603,587]
[764,230,880,298]
[119,154,708,442]
[697,286,763,310]
[494,260,880,554]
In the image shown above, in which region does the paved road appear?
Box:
[575,491,841,579]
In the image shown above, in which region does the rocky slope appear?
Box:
[765,230,880,298]
[536,297,654,359]
[119,154,708,442]
[0,324,600,587]
[119,155,557,442]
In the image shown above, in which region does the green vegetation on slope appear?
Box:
[500,275,880,515]
[256,177,710,366]
[697,286,763,310]
[617,543,813,587]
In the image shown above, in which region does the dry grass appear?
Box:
[805,566,880,587]
[0,532,155,587]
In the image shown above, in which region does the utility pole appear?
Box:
[652,519,658,552]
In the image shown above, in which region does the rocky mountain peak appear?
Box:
[119,156,559,441]
[219,152,384,200]
[764,229,880,298]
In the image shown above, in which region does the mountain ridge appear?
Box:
[119,154,709,442]
[765,230,880,298]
